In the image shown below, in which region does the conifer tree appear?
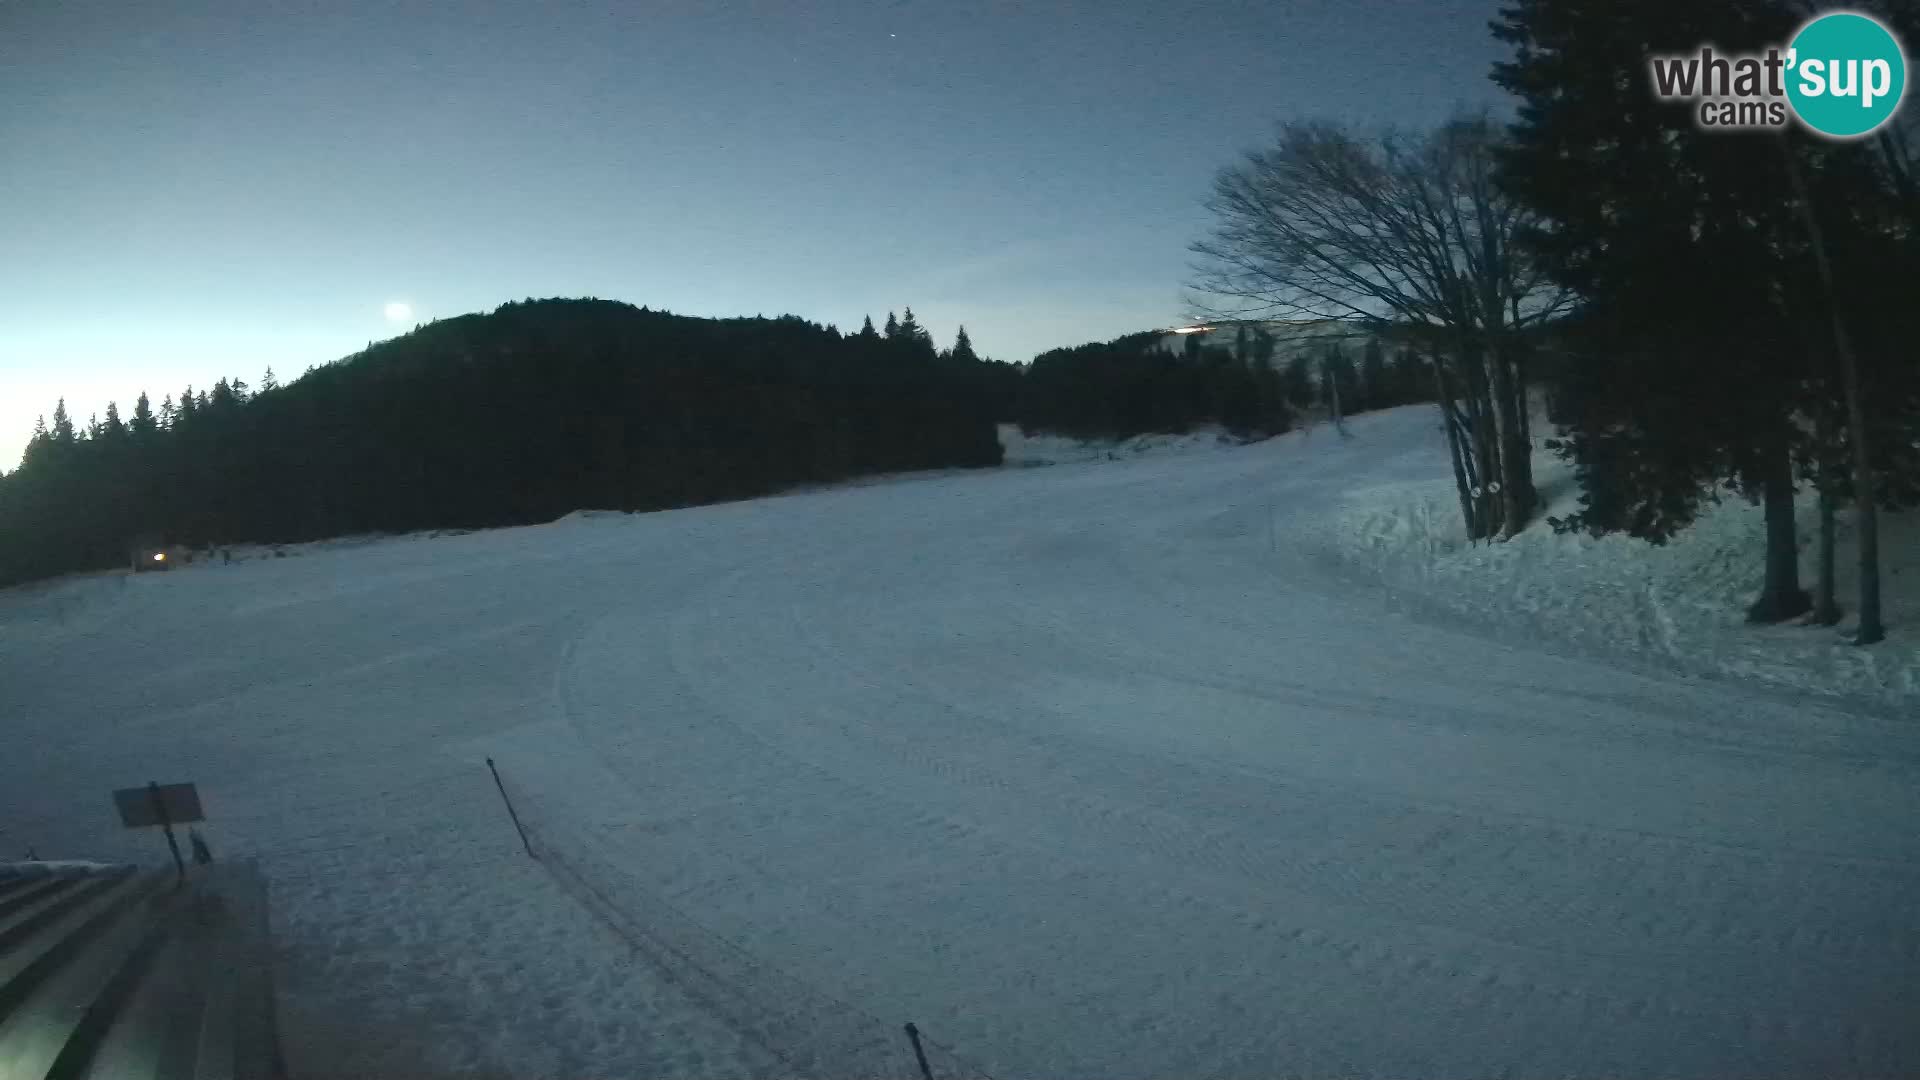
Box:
[131,392,156,438]
[1494,0,1829,622]
[950,326,979,365]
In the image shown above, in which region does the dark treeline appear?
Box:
[1015,326,1431,441]
[1305,334,1436,420]
[0,298,1017,587]
[1495,0,1920,639]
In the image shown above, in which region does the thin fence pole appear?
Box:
[903,1022,935,1080]
[149,780,185,884]
[485,758,535,859]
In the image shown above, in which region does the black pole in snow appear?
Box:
[903,1022,935,1080]
[486,758,535,859]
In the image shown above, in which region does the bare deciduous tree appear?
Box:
[1188,113,1573,539]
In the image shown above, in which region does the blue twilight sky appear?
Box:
[0,0,1508,468]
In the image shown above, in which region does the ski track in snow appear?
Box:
[2,408,1918,1078]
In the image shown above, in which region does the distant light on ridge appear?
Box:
[384,301,414,323]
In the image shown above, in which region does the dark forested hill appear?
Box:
[0,298,1011,587]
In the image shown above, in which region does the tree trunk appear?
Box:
[1812,403,1842,626]
[1515,345,1532,457]
[1458,345,1502,538]
[1747,422,1811,624]
[1324,357,1349,436]
[1431,355,1480,539]
[1851,411,1884,643]
[1447,406,1480,537]
[1486,339,1534,538]
[1443,336,1505,534]
[1783,145,1884,643]
[1814,483,1841,625]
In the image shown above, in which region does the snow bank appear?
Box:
[1309,429,1920,708]
[997,423,1257,467]
[551,509,629,525]
[221,529,473,564]
[0,859,117,876]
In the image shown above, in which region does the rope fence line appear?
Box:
[494,762,1003,1080]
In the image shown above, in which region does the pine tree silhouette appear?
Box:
[950,326,979,365]
[898,307,932,345]
[131,393,156,438]
[22,416,50,466]
[50,400,75,444]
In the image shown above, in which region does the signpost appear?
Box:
[112,781,203,882]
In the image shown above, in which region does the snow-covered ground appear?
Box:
[3,409,1918,1078]
[1309,413,1920,710]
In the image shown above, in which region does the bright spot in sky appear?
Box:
[383,301,413,323]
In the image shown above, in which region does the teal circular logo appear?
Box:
[1786,12,1907,138]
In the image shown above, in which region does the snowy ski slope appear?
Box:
[3,407,1917,1078]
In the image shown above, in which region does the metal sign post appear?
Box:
[112,781,204,883]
